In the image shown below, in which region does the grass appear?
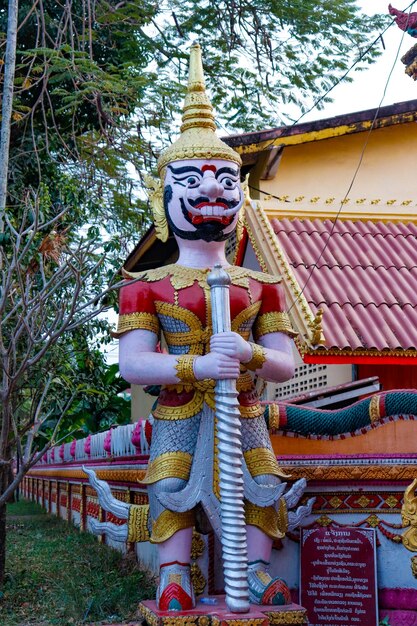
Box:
[1,499,155,626]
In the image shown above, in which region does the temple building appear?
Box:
[126,98,417,414]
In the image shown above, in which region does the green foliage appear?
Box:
[42,356,131,443]
[3,500,155,625]
[1,0,153,247]
[0,1,388,276]
[143,0,388,132]
[2,1,388,203]
[0,0,388,485]
[21,333,132,447]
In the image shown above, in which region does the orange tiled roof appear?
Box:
[270,217,417,354]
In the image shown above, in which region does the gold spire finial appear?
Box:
[186,42,207,93]
[157,43,241,176]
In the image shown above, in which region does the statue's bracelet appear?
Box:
[243,342,267,371]
[175,355,198,383]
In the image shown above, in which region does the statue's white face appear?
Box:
[163,158,243,242]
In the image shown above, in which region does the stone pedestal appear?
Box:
[139,596,307,626]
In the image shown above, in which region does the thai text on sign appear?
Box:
[300,527,378,626]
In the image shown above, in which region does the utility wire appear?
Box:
[217,3,417,316]
[292,1,417,126]
[278,5,414,315]
[218,0,417,137]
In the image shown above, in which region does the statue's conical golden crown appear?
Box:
[157,43,242,176]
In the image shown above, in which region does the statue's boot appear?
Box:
[157,561,195,611]
[248,559,291,606]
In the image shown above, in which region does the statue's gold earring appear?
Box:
[144,174,169,243]
[235,174,249,242]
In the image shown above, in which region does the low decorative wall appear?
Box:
[23,412,417,622]
[22,420,212,596]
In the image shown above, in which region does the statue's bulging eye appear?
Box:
[224,178,233,188]
[188,177,197,185]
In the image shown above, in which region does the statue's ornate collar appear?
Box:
[122,263,281,292]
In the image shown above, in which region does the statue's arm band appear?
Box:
[175,355,198,383]
[243,342,267,371]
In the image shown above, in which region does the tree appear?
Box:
[0,0,18,220]
[133,0,388,132]
[0,186,127,581]
[36,356,132,447]
[3,2,387,209]
[0,0,387,584]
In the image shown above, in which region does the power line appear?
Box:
[292,1,417,126]
[277,6,414,315]
[218,1,417,137]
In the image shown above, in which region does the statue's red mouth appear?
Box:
[189,201,233,225]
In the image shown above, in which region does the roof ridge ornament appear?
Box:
[157,42,241,176]
[309,308,325,346]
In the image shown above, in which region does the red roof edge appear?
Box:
[304,354,417,365]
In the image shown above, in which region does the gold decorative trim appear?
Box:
[284,464,417,482]
[266,609,308,625]
[157,44,241,175]
[237,371,257,392]
[144,174,169,242]
[402,479,417,552]
[123,263,282,293]
[155,300,209,351]
[244,342,267,372]
[244,200,319,348]
[412,555,417,579]
[153,393,206,420]
[264,204,417,225]
[175,355,198,384]
[269,404,280,432]
[239,403,265,419]
[223,617,265,626]
[28,468,147,482]
[278,498,289,536]
[191,531,205,560]
[114,312,159,337]
[245,501,287,540]
[137,609,293,626]
[154,371,257,421]
[305,346,417,358]
[190,562,206,595]
[139,604,158,626]
[142,451,192,484]
[127,504,150,542]
[263,194,417,208]
[231,301,262,335]
[244,448,290,479]
[308,309,325,346]
[254,312,298,340]
[369,395,381,423]
[235,177,249,247]
[151,509,195,543]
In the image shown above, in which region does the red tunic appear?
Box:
[115,264,296,486]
